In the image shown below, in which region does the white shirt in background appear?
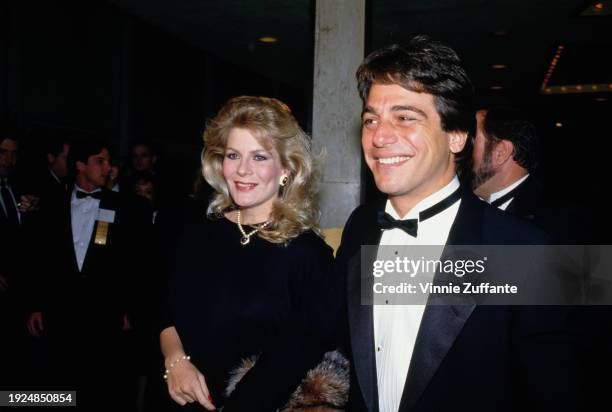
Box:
[70,185,101,271]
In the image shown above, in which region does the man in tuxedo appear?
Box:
[471,107,541,216]
[1,134,21,231]
[25,140,144,408]
[471,106,589,244]
[223,37,574,412]
[1,133,24,388]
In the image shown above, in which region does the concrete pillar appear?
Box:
[312,0,365,231]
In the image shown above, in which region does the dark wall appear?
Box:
[1,0,308,195]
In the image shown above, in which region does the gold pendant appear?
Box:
[240,236,250,245]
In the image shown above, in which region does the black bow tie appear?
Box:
[377,186,462,237]
[76,190,102,200]
[378,212,418,237]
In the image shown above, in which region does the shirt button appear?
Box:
[385,300,389,304]
[377,347,381,352]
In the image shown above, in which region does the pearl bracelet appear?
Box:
[163,355,191,380]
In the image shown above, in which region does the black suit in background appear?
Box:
[1,178,22,389]
[503,176,609,410]
[26,167,66,196]
[1,177,22,262]
[501,175,592,245]
[1,177,38,389]
[27,186,149,409]
[224,192,576,412]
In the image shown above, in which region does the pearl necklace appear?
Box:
[236,209,270,245]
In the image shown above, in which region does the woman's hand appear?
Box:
[165,356,216,410]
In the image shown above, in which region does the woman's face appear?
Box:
[222,128,286,221]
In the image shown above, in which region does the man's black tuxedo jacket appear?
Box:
[224,192,575,412]
[503,175,591,245]
[0,179,33,289]
[506,177,605,408]
[1,180,20,257]
[36,170,68,204]
[28,187,147,335]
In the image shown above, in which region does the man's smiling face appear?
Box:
[361,83,465,212]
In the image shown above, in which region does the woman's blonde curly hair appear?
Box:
[202,96,323,244]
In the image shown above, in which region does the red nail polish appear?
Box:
[208,394,213,402]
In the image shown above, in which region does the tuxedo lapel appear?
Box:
[345,206,383,412]
[59,188,81,274]
[399,193,483,411]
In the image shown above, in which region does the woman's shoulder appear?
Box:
[288,230,334,260]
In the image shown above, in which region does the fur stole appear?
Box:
[225,350,349,411]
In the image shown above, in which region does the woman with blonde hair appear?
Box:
[160,96,338,410]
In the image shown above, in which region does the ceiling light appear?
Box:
[555,122,563,128]
[540,45,564,91]
[542,83,612,94]
[595,2,604,10]
[258,36,278,44]
[491,86,503,90]
[492,64,507,69]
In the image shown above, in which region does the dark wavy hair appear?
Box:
[356,35,476,176]
[482,107,539,172]
[67,140,109,179]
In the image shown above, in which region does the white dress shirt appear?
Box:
[374,177,461,412]
[71,185,101,271]
[489,174,529,211]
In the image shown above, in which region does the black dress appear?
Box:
[163,217,334,407]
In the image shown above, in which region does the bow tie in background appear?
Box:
[76,190,102,200]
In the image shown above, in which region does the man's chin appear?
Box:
[372,180,395,195]
[375,182,408,197]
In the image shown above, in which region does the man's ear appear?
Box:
[75,160,86,173]
[448,131,468,154]
[493,140,514,166]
